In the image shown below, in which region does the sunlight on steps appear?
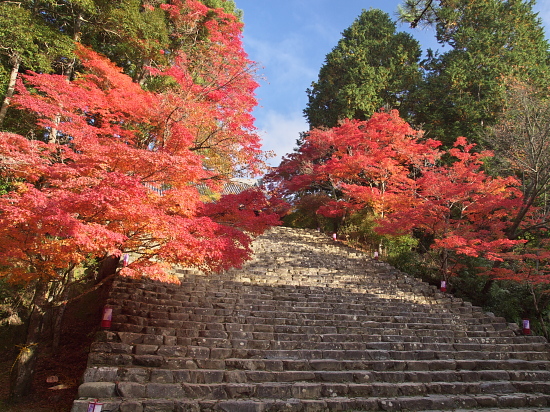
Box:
[71,226,550,412]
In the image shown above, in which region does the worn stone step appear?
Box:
[99,329,538,348]
[72,393,550,412]
[90,339,550,362]
[113,305,495,328]
[86,349,550,374]
[82,366,550,386]
[109,313,514,340]
[74,227,550,411]
[75,380,550,401]
[90,337,549,358]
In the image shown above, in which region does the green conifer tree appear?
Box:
[304,9,422,129]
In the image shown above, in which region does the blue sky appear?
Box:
[234,0,550,168]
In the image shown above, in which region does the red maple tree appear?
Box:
[268,111,533,282]
[1,2,279,398]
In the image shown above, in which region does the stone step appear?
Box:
[109,321,518,342]
[110,312,511,333]
[82,366,550,385]
[111,300,495,324]
[107,301,509,323]
[111,305,493,327]
[90,337,549,356]
[76,380,550,400]
[100,329,546,346]
[73,386,550,412]
[86,349,550,371]
[83,381,550,399]
[73,227,550,411]
[72,393,550,412]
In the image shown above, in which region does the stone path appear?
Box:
[72,227,550,411]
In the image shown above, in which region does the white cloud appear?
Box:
[257,110,308,167]
[245,35,318,91]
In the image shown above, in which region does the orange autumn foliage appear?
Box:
[0,2,279,285]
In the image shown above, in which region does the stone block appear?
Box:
[210,348,233,359]
[120,401,144,412]
[245,371,273,383]
[498,394,528,408]
[266,399,303,411]
[527,394,549,407]
[182,383,228,400]
[174,400,200,412]
[88,352,133,366]
[291,382,322,399]
[143,335,164,345]
[301,399,327,412]
[82,366,119,382]
[453,396,478,409]
[224,371,247,383]
[146,383,186,398]
[218,400,266,412]
[255,382,292,399]
[134,344,159,355]
[163,336,177,346]
[321,383,348,397]
[262,360,284,371]
[187,346,210,359]
[347,383,373,397]
[277,371,315,382]
[474,394,499,407]
[398,382,427,396]
[156,345,187,357]
[118,332,144,344]
[189,370,224,384]
[200,329,228,339]
[149,311,169,319]
[142,399,175,412]
[372,382,399,397]
[377,399,401,411]
[195,359,225,369]
[78,382,116,398]
[117,382,146,398]
[205,322,225,331]
[150,369,174,383]
[118,367,150,383]
[224,383,256,398]
[309,359,342,371]
[479,381,515,394]
[134,355,163,367]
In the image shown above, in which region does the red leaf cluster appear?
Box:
[0,2,279,285]
[268,110,539,282]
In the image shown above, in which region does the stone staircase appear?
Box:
[72,227,550,411]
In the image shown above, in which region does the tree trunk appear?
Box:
[97,254,121,282]
[52,269,74,353]
[9,280,49,401]
[63,13,83,80]
[0,53,21,128]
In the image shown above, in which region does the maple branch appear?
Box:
[53,271,117,307]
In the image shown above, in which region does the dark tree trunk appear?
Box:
[97,255,121,282]
[52,269,74,353]
[9,280,49,401]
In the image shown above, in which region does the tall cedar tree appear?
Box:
[304,9,422,129]
[399,0,550,147]
[1,1,279,399]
